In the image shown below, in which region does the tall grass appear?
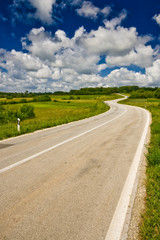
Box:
[0,95,117,140]
[120,98,160,239]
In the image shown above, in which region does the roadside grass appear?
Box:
[0,94,121,140]
[120,97,160,239]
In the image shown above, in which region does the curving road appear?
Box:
[0,98,150,240]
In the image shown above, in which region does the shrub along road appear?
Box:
[0,98,150,240]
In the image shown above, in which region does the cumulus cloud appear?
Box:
[28,0,56,24]
[79,26,138,56]
[106,44,154,68]
[105,68,152,87]
[76,1,99,19]
[0,9,159,92]
[10,0,111,25]
[9,50,43,71]
[10,0,57,25]
[104,59,160,88]
[22,26,100,74]
[22,27,72,61]
[76,1,111,19]
[153,13,160,26]
[146,59,160,85]
[10,0,110,25]
[104,10,127,29]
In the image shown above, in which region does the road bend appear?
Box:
[0,98,149,240]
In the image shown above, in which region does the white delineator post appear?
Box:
[17,118,20,132]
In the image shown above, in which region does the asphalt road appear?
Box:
[0,99,149,240]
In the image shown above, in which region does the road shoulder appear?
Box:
[127,116,151,240]
[127,155,147,240]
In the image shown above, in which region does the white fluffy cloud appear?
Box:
[153,13,160,26]
[77,12,144,58]
[146,59,160,85]
[76,1,99,19]
[104,10,127,29]
[10,0,57,25]
[105,68,152,87]
[8,50,43,71]
[28,0,56,24]
[76,1,111,19]
[22,27,73,61]
[0,10,159,92]
[80,25,138,56]
[106,44,154,68]
[10,0,110,24]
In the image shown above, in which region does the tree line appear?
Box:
[0,86,160,99]
[55,86,160,98]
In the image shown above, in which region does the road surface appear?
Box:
[0,98,150,240]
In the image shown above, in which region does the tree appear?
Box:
[155,88,160,99]
[33,95,51,102]
[20,105,35,119]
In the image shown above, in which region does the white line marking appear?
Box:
[0,105,127,174]
[105,107,150,240]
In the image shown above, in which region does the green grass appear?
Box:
[120,97,160,239]
[51,93,120,101]
[0,94,121,140]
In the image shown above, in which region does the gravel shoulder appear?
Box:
[127,156,147,240]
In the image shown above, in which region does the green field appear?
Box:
[0,94,120,140]
[120,98,160,239]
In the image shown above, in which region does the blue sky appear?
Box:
[0,0,160,92]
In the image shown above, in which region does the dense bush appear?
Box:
[130,90,156,99]
[6,96,13,99]
[0,104,35,124]
[20,105,35,120]
[155,88,160,99]
[33,95,51,102]
[9,101,17,104]
[20,98,27,103]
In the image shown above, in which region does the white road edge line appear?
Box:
[0,105,127,174]
[105,107,150,240]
